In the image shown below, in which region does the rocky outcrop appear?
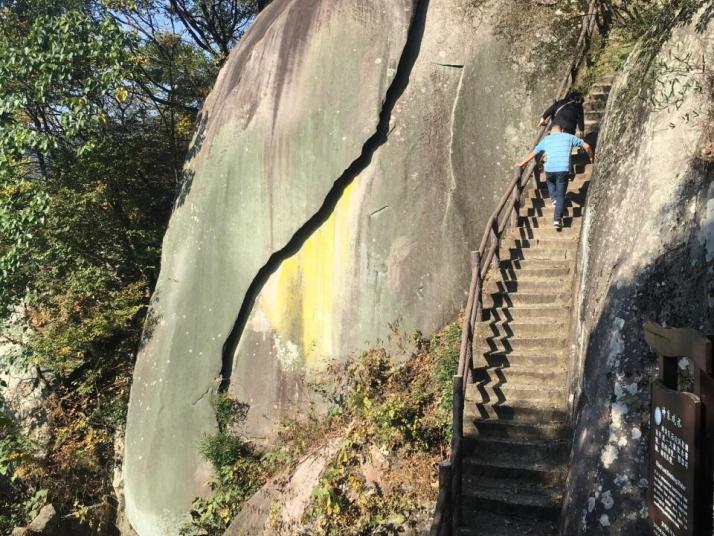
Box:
[0,340,52,457]
[562,13,714,535]
[124,2,416,533]
[124,0,580,533]
[223,442,337,535]
[11,505,58,536]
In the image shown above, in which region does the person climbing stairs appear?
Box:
[456,77,614,536]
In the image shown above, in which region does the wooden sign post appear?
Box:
[645,321,714,536]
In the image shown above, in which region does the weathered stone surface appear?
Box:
[27,505,58,533]
[124,0,578,533]
[223,442,337,535]
[562,15,714,535]
[124,1,414,534]
[0,340,51,456]
[112,430,139,536]
[12,504,58,536]
[230,0,568,441]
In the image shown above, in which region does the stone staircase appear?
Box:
[457,79,613,535]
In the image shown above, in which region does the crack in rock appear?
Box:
[218,0,431,392]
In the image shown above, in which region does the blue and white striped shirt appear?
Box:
[533,132,584,173]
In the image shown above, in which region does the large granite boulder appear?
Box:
[561,13,714,535]
[229,0,571,440]
[124,1,415,534]
[124,0,579,533]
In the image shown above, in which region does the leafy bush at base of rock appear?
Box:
[301,322,461,535]
[180,321,461,536]
[179,457,267,536]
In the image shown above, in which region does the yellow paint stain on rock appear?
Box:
[262,181,357,368]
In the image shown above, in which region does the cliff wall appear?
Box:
[562,13,714,534]
[123,0,579,533]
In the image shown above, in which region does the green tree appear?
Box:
[0,0,242,527]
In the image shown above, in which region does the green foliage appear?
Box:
[180,455,267,535]
[433,322,461,412]
[0,406,32,480]
[213,393,250,432]
[463,0,588,86]
[0,0,242,526]
[199,432,250,469]
[0,392,39,533]
[582,0,713,100]
[182,397,270,535]
[0,8,130,177]
[181,322,462,536]
[303,325,460,535]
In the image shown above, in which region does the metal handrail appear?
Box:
[430,3,599,534]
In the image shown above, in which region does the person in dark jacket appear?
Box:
[539,90,584,135]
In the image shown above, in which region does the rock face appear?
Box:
[0,341,51,456]
[223,442,337,535]
[562,14,714,535]
[124,0,577,533]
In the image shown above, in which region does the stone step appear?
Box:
[525,205,583,218]
[466,399,567,423]
[483,292,569,308]
[499,258,574,271]
[507,246,577,261]
[481,305,570,322]
[480,336,567,354]
[464,401,568,429]
[586,94,608,107]
[464,400,566,423]
[529,190,589,207]
[585,105,607,116]
[460,477,563,522]
[463,415,570,441]
[499,263,573,277]
[511,225,581,241]
[486,278,570,294]
[531,185,588,201]
[584,119,600,130]
[463,456,567,488]
[528,193,586,208]
[472,365,567,386]
[467,381,566,405]
[498,266,572,281]
[462,436,571,467]
[479,349,566,368]
[585,109,605,121]
[457,512,558,536]
[519,215,581,228]
[478,318,568,337]
[508,237,579,251]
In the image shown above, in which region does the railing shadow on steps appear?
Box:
[429,2,600,534]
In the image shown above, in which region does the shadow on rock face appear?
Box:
[174,111,208,210]
[562,162,714,535]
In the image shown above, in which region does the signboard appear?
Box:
[648,380,702,536]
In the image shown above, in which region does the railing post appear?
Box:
[490,219,499,271]
[451,376,464,531]
[470,252,481,322]
[468,252,481,385]
[510,187,519,229]
[452,375,464,445]
[531,161,539,191]
[438,461,452,536]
